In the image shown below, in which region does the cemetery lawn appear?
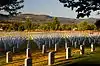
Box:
[0,47,100,66]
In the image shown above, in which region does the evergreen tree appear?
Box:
[0,0,24,16]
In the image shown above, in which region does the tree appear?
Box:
[59,0,100,18]
[12,23,19,31]
[77,21,96,30]
[52,17,60,30]
[38,24,48,31]
[95,20,100,30]
[87,24,97,30]
[77,21,89,30]
[18,24,25,31]
[59,24,66,30]
[0,0,24,17]
[24,18,32,30]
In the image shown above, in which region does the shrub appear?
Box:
[77,21,89,30]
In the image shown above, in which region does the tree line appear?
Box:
[0,17,98,32]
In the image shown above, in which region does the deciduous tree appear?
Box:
[59,0,100,18]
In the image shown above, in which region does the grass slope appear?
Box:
[0,47,100,66]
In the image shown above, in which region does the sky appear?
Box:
[22,0,100,19]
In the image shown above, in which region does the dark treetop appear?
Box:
[59,0,100,18]
[0,0,24,17]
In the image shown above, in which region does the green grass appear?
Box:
[70,48,100,64]
[55,47,100,66]
[0,47,100,66]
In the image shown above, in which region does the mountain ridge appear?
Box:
[0,13,99,24]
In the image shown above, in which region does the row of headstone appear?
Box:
[5,43,95,66]
[6,48,71,65]
[6,48,32,66]
[47,43,95,65]
[80,43,95,55]
[25,43,32,66]
[42,44,58,54]
[48,47,71,65]
[25,48,32,66]
[79,44,95,55]
[6,46,18,63]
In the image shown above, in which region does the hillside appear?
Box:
[0,14,99,24]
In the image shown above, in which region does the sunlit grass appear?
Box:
[0,47,100,66]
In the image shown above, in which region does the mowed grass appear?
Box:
[0,47,100,66]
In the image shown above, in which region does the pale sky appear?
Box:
[22,0,100,19]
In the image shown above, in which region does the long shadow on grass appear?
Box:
[72,52,96,60]
[68,59,100,66]
[54,59,71,66]
[54,52,99,66]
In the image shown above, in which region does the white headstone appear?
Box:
[25,58,32,66]
[74,42,77,48]
[66,47,71,59]
[42,45,46,54]
[55,44,57,52]
[91,43,95,52]
[65,42,67,49]
[48,52,55,65]
[13,47,15,53]
[6,51,12,63]
[17,43,19,49]
[26,48,31,58]
[49,40,51,48]
[80,45,84,55]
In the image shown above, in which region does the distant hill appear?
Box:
[0,13,99,24]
